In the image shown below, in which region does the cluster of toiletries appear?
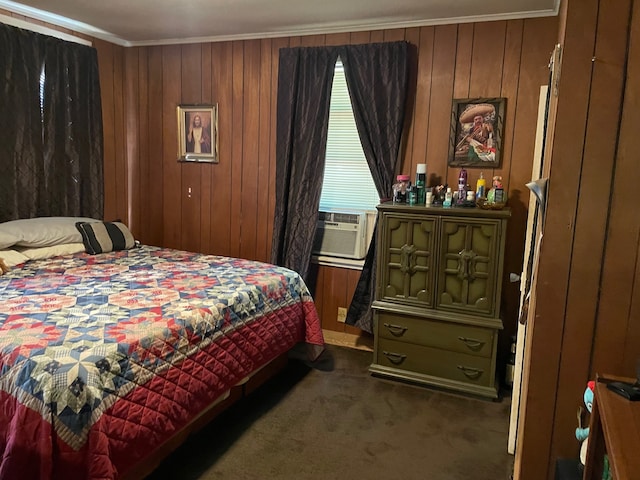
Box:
[393,164,432,205]
[392,165,505,208]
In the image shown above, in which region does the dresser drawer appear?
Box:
[375,338,493,387]
[376,312,496,358]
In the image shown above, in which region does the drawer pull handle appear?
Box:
[457,365,484,379]
[457,336,485,351]
[384,323,408,337]
[383,351,407,365]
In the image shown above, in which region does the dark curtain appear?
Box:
[42,37,104,219]
[341,42,410,332]
[270,47,339,280]
[0,23,104,223]
[0,24,46,221]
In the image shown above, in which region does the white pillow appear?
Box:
[17,243,86,260]
[0,230,20,250]
[0,217,100,248]
[0,249,29,268]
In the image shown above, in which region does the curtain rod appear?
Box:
[0,13,92,46]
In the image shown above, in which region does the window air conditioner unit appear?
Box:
[312,210,367,260]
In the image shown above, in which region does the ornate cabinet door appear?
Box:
[436,218,503,317]
[377,213,436,308]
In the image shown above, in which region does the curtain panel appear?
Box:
[0,23,104,223]
[271,47,339,280]
[271,41,411,333]
[341,42,411,331]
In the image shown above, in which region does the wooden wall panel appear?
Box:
[136,48,150,243]
[239,39,261,261]
[180,43,204,255]
[591,0,639,376]
[113,47,127,222]
[124,48,140,235]
[145,46,164,247]
[495,20,523,204]
[199,44,213,254]
[549,0,631,469]
[255,39,273,263]
[453,24,473,99]
[515,0,637,478]
[621,1,640,369]
[161,46,182,250]
[424,25,456,188]
[94,39,118,222]
[405,27,433,177]
[515,1,600,477]
[210,42,233,257]
[229,42,244,259]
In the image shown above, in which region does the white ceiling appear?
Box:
[0,0,559,47]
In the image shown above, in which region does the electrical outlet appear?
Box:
[337,307,347,323]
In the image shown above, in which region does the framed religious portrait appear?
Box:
[448,98,506,168]
[177,104,219,163]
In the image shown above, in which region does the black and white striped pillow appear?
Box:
[76,221,135,254]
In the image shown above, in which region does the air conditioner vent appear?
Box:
[312,209,367,260]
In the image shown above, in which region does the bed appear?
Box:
[0,218,324,479]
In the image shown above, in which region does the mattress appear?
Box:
[0,246,323,479]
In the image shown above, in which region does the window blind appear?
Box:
[319,60,379,212]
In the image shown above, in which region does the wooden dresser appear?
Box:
[370,202,510,398]
[583,374,640,480]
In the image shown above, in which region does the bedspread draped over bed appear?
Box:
[0,246,323,479]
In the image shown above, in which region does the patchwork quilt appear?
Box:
[0,246,323,479]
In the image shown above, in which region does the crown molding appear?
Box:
[0,0,559,48]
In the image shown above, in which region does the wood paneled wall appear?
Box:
[515,0,638,478]
[97,19,557,340]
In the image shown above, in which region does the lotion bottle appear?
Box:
[443,187,453,207]
[476,172,486,199]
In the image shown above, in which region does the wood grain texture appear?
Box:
[161,45,182,249]
[624,15,640,373]
[515,0,600,475]
[146,46,165,247]
[113,46,128,224]
[94,39,117,223]
[199,44,213,254]
[136,48,150,243]
[591,0,640,378]
[124,48,139,235]
[515,1,636,478]
[256,38,273,263]
[210,42,233,257]
[180,43,203,254]
[550,0,631,469]
[406,27,433,177]
[239,39,261,261]
[426,24,457,188]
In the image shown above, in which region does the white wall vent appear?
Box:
[312,210,367,260]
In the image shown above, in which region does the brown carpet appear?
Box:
[147,345,514,480]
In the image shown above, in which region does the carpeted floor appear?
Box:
[147,345,514,480]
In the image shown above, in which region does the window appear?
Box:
[319,60,379,212]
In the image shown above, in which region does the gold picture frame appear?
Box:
[177,104,218,163]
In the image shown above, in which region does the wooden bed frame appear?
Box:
[121,353,290,480]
